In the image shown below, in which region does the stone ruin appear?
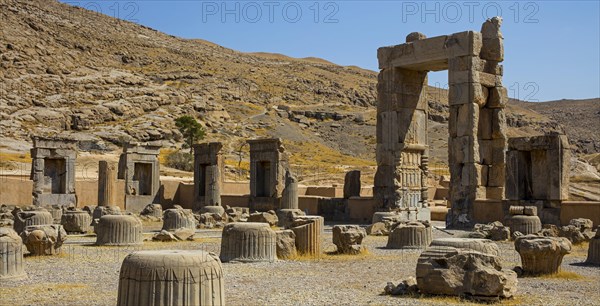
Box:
[290,215,324,257]
[118,142,161,213]
[20,224,67,256]
[13,209,53,234]
[386,220,432,249]
[504,205,542,235]
[0,227,26,280]
[332,225,367,254]
[375,17,507,228]
[219,222,277,262]
[95,215,143,246]
[117,250,225,306]
[505,134,570,225]
[248,138,289,211]
[30,136,78,207]
[514,235,572,275]
[61,209,92,234]
[193,142,224,212]
[98,160,118,207]
[586,226,600,265]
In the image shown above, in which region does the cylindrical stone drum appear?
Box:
[13,210,53,234]
[117,250,225,306]
[0,228,26,280]
[162,208,196,231]
[61,210,92,234]
[219,222,276,263]
[429,238,500,256]
[92,205,122,220]
[504,215,542,235]
[515,235,572,275]
[95,215,143,246]
[290,216,324,256]
[386,221,432,249]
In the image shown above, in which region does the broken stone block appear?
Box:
[281,171,299,210]
[139,204,162,221]
[416,246,517,299]
[276,230,297,260]
[162,208,196,231]
[20,224,67,256]
[117,250,224,306]
[386,221,432,249]
[372,211,399,224]
[220,222,276,263]
[470,221,510,241]
[195,212,224,229]
[247,210,278,227]
[61,210,92,234]
[95,215,143,246]
[152,230,178,242]
[558,225,587,244]
[174,227,195,241]
[429,238,500,256]
[276,208,305,228]
[45,205,63,224]
[366,222,388,236]
[515,235,571,275]
[586,226,600,265]
[539,224,560,237]
[13,210,54,234]
[523,206,537,216]
[199,205,225,216]
[343,170,361,199]
[569,218,594,239]
[0,212,14,228]
[333,225,367,255]
[383,277,418,296]
[0,228,26,280]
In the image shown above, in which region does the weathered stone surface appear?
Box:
[174,227,195,241]
[276,230,297,260]
[0,228,26,280]
[281,171,299,209]
[569,218,594,238]
[276,208,305,228]
[45,205,63,224]
[248,138,289,211]
[366,222,389,236]
[333,225,366,254]
[199,205,225,216]
[372,211,399,224]
[504,214,541,235]
[162,208,196,231]
[61,210,92,233]
[118,143,161,213]
[290,216,324,256]
[98,160,117,206]
[139,204,162,221]
[20,224,67,255]
[117,250,225,306]
[387,221,432,249]
[247,210,278,227]
[93,205,121,220]
[558,225,587,244]
[220,222,276,263]
[383,277,418,296]
[430,238,500,256]
[152,229,178,242]
[586,226,600,265]
[343,170,361,199]
[95,215,143,246]
[416,246,517,299]
[515,235,571,275]
[193,142,224,211]
[469,221,510,241]
[195,212,225,229]
[13,210,53,234]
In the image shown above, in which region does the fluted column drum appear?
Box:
[117,250,225,306]
[290,216,324,256]
[61,210,92,234]
[386,221,432,249]
[0,228,26,280]
[504,215,542,235]
[219,223,276,263]
[13,210,53,234]
[95,215,143,246]
[162,208,196,231]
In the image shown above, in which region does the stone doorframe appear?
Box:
[375,17,508,229]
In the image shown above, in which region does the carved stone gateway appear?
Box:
[193,142,224,212]
[248,138,289,211]
[30,137,77,207]
[118,143,161,213]
[375,17,507,228]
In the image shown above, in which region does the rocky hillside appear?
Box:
[1,0,597,178]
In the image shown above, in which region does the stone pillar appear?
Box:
[95,215,143,246]
[0,228,26,280]
[280,171,298,210]
[343,170,361,199]
[446,17,507,229]
[193,142,223,212]
[98,161,117,206]
[386,221,432,249]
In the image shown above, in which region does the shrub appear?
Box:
[165,151,193,172]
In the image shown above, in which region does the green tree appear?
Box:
[175,115,205,153]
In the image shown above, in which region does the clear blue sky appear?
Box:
[62,1,599,102]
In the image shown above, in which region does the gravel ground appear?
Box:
[1,221,599,306]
